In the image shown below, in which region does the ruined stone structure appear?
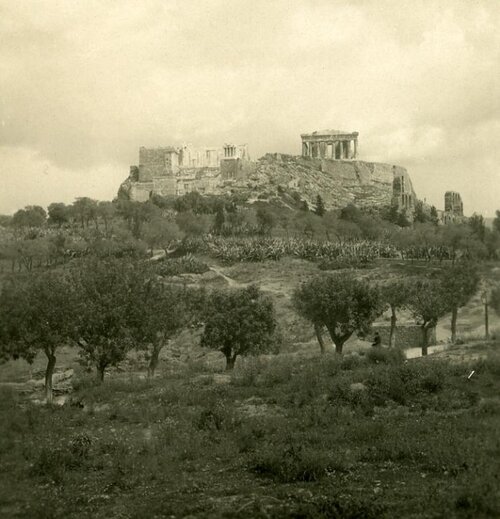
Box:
[444,191,464,216]
[121,143,252,201]
[118,130,464,221]
[301,130,359,160]
[391,166,417,216]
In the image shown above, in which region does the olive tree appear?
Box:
[293,273,382,354]
[129,269,203,377]
[200,285,278,370]
[71,257,140,382]
[408,278,449,355]
[440,263,480,343]
[380,279,412,348]
[0,271,76,403]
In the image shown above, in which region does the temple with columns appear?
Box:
[301,129,359,160]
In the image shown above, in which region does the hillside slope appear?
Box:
[246,154,401,210]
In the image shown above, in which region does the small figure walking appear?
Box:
[372,331,381,348]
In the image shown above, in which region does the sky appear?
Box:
[1,0,499,216]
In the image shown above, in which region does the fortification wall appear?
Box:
[129,182,154,202]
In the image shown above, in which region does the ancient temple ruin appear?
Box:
[123,142,253,201]
[444,191,464,216]
[301,130,359,160]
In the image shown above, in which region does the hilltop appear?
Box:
[119,153,409,212]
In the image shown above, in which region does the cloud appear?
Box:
[0,0,499,214]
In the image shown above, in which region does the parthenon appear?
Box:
[301,130,359,160]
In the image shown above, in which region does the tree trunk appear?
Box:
[389,307,397,348]
[148,344,162,378]
[314,324,326,354]
[45,353,56,404]
[421,325,429,356]
[333,341,343,354]
[450,307,458,344]
[225,353,237,371]
[325,325,350,355]
[96,365,106,383]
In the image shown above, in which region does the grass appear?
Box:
[1,345,499,518]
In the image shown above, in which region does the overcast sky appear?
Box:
[1,0,499,215]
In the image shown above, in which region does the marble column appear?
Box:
[353,139,358,158]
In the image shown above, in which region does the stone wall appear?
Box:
[138,147,178,181]
[372,323,436,349]
[129,182,154,202]
[220,158,257,181]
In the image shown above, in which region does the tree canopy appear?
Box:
[70,257,142,381]
[293,273,381,354]
[407,278,449,355]
[0,271,77,402]
[201,285,278,370]
[440,262,480,343]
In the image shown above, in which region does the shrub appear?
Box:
[258,357,295,387]
[252,442,346,483]
[194,401,235,432]
[318,257,374,270]
[231,357,267,386]
[156,254,209,277]
[340,353,364,370]
[366,347,405,365]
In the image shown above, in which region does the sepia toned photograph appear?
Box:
[0,1,499,517]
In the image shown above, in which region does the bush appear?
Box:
[156,254,209,277]
[340,353,365,370]
[366,347,405,365]
[252,442,346,482]
[318,257,374,270]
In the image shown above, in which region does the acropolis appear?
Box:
[118,129,463,222]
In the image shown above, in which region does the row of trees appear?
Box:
[1,257,489,402]
[0,259,280,403]
[294,262,481,355]
[0,260,200,402]
[3,196,500,264]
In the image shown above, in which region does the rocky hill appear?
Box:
[119,153,414,211]
[245,154,404,210]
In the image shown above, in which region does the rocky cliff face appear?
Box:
[242,154,403,210]
[118,153,413,211]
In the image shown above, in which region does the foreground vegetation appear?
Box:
[1,345,499,518]
[1,194,499,517]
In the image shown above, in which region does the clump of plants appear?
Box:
[318,256,374,270]
[156,254,209,276]
[251,441,347,483]
[365,347,406,365]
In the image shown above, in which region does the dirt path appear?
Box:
[209,266,285,296]
[209,266,246,288]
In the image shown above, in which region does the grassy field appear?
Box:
[1,344,500,518]
[1,258,499,518]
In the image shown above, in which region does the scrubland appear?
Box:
[1,340,499,518]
